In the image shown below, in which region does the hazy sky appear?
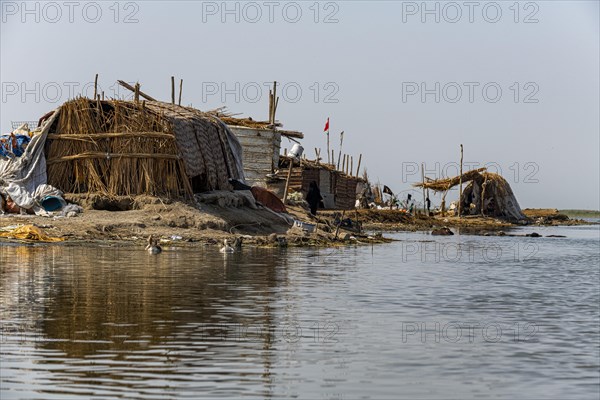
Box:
[1,0,598,209]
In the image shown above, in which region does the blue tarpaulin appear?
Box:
[0,134,31,158]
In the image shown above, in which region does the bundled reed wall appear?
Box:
[44,98,227,198]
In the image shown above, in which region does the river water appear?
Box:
[1,223,599,399]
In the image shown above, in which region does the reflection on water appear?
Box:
[1,224,599,399]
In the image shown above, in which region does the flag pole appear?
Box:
[327,130,330,164]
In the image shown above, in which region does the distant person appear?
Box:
[426,196,431,213]
[306,181,323,216]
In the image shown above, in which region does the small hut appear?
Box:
[271,156,364,210]
[41,98,244,198]
[220,118,303,188]
[415,168,526,220]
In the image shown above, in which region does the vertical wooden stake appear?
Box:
[282,160,294,204]
[350,156,354,177]
[441,189,448,217]
[421,163,426,213]
[269,89,273,124]
[178,79,183,106]
[337,150,342,170]
[93,73,98,99]
[481,174,488,216]
[458,144,463,217]
[270,81,278,124]
[356,154,362,177]
[171,76,175,104]
[331,149,334,166]
[134,83,140,103]
[326,132,330,164]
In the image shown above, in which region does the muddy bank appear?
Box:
[318,208,590,235]
[0,193,392,248]
[0,193,591,248]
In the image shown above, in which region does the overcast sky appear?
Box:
[1,0,598,209]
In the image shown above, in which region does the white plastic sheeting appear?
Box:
[0,110,63,214]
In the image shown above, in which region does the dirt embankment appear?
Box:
[0,193,391,248]
[0,193,591,248]
[521,208,590,225]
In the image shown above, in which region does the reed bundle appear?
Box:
[414,168,524,220]
[45,98,191,198]
[414,167,487,192]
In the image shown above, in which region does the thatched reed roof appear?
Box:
[414,167,487,192]
[210,108,303,139]
[44,98,244,198]
[279,155,365,181]
[414,168,525,220]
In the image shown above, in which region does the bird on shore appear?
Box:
[220,239,234,253]
[146,235,162,254]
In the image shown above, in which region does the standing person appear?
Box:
[426,196,431,214]
[306,181,323,216]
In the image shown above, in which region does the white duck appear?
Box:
[220,239,234,253]
[146,235,162,254]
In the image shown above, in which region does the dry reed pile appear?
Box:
[45,98,191,198]
[415,167,487,192]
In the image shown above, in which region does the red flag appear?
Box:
[323,117,329,133]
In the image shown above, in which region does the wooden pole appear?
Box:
[134,83,140,103]
[101,91,104,100]
[331,149,334,166]
[268,89,273,123]
[356,154,362,177]
[171,76,175,104]
[282,160,294,204]
[178,79,183,106]
[117,80,157,101]
[458,144,463,217]
[441,187,449,217]
[421,163,426,213]
[272,81,277,121]
[270,81,278,125]
[481,174,488,216]
[327,132,330,164]
[350,156,354,177]
[93,73,98,99]
[337,150,342,170]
